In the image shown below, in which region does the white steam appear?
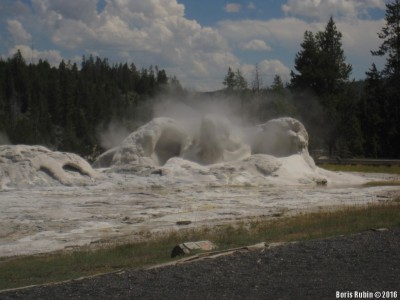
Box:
[97,121,130,150]
[0,132,11,145]
[152,95,251,143]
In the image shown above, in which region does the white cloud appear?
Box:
[1,0,386,91]
[52,19,98,49]
[9,44,63,66]
[7,19,32,44]
[0,1,31,18]
[258,59,290,78]
[32,0,99,24]
[282,0,386,21]
[336,18,386,72]
[225,3,242,13]
[219,15,386,80]
[218,18,320,50]
[21,0,240,90]
[242,39,272,51]
[242,59,291,85]
[219,15,385,58]
[247,2,256,10]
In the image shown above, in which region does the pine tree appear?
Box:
[222,67,248,91]
[372,0,400,80]
[234,69,248,91]
[290,17,358,156]
[0,50,181,155]
[0,59,7,134]
[223,67,236,90]
[291,18,352,97]
[290,30,320,92]
[360,64,385,157]
[316,17,352,97]
[270,75,285,92]
[251,63,263,92]
[371,0,400,157]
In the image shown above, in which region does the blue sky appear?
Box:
[0,0,388,91]
[180,0,285,25]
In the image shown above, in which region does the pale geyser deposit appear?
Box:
[0,116,386,257]
[0,145,103,190]
[0,116,366,191]
[92,115,364,187]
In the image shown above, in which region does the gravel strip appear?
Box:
[1,228,399,299]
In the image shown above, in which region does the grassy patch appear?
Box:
[1,202,400,291]
[319,163,400,174]
[363,180,400,187]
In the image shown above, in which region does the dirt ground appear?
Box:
[1,227,399,299]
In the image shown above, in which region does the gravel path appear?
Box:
[1,228,399,299]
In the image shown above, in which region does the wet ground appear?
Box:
[0,171,398,257]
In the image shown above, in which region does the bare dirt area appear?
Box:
[1,227,399,299]
[1,176,398,258]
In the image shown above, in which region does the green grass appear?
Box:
[319,163,400,174]
[1,200,400,291]
[362,180,400,187]
[319,163,400,186]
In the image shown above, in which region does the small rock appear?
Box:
[171,240,217,258]
[370,228,389,232]
[176,220,192,226]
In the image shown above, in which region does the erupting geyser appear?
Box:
[0,115,366,190]
[94,115,310,167]
[182,114,251,165]
[93,118,192,168]
[92,115,336,186]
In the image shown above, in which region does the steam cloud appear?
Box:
[0,132,11,145]
[97,121,130,150]
[152,95,250,141]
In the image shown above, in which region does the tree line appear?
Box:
[0,0,399,159]
[0,53,182,158]
[222,0,400,158]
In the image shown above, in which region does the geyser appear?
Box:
[182,114,251,165]
[93,117,192,168]
[154,127,186,165]
[252,117,308,157]
[94,115,311,168]
[0,116,365,190]
[92,115,336,186]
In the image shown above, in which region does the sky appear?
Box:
[0,0,390,91]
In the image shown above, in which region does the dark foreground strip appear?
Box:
[1,228,399,299]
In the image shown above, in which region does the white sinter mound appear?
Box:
[0,145,102,190]
[93,117,192,168]
[93,115,365,186]
[0,116,365,190]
